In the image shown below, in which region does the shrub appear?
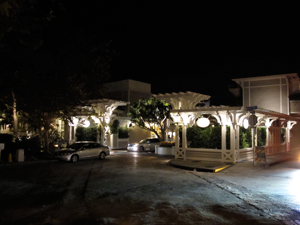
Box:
[0,134,13,146]
[110,120,119,134]
[186,125,231,149]
[239,127,252,148]
[118,126,129,138]
[159,141,174,147]
[75,127,99,142]
[187,126,221,149]
[15,136,42,157]
[257,127,267,146]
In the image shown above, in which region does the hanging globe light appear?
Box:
[197,117,210,128]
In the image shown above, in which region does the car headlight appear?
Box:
[62,153,71,156]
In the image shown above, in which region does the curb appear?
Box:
[168,159,233,173]
[0,159,58,167]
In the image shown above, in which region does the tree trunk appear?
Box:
[43,115,52,156]
[161,128,166,142]
[44,127,50,154]
[12,91,18,138]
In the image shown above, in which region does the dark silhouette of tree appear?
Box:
[0,1,112,154]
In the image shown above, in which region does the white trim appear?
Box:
[280,78,282,113]
[232,73,298,82]
[287,77,290,115]
[249,83,251,106]
[246,84,287,88]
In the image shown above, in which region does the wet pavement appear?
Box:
[0,150,300,224]
[168,150,299,173]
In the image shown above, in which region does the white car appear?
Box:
[56,141,110,163]
[127,138,160,152]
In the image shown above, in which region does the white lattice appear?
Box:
[176,149,184,159]
[222,152,234,162]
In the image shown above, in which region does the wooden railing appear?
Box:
[185,148,222,162]
[264,144,286,155]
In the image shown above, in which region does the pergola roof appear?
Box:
[254,107,300,121]
[171,106,242,113]
[153,91,211,110]
[87,98,128,106]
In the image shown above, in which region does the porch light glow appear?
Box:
[105,116,110,124]
[72,117,79,126]
[92,116,100,124]
[172,113,181,123]
[82,120,90,128]
[243,118,249,129]
[197,118,210,128]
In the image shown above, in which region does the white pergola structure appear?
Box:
[154,92,299,163]
[69,99,128,145]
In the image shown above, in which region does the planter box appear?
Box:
[157,146,174,155]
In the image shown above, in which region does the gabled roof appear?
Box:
[232,73,298,85]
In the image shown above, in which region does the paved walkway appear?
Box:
[169,150,300,172]
[1,150,299,173]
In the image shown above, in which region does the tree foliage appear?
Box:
[129,97,172,141]
[0,0,112,154]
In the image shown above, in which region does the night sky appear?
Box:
[63,2,300,101]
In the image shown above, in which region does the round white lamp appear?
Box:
[197,118,210,128]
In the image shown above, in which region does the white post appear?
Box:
[180,113,190,161]
[230,125,236,163]
[101,126,105,146]
[174,125,179,159]
[16,149,24,162]
[235,125,240,162]
[221,124,226,151]
[182,124,187,160]
[69,126,72,142]
[110,134,114,150]
[252,128,256,165]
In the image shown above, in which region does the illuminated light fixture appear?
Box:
[92,116,100,124]
[105,116,110,124]
[72,117,79,126]
[197,117,210,128]
[82,120,90,128]
[243,118,249,129]
[172,113,181,124]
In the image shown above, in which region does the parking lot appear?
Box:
[0,151,299,224]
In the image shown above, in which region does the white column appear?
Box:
[221,125,226,151]
[73,126,77,141]
[252,128,256,165]
[174,125,179,159]
[235,125,240,150]
[230,125,236,163]
[286,127,290,152]
[96,127,100,143]
[182,124,187,160]
[101,126,105,146]
[69,125,72,141]
[235,125,240,162]
[180,113,190,161]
